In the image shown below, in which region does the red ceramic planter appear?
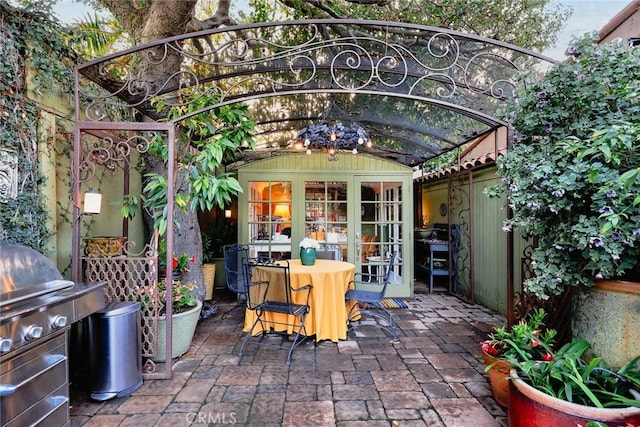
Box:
[508,370,640,427]
[482,350,510,408]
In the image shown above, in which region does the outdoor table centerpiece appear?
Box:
[299,237,320,265]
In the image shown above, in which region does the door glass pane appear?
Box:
[304,180,348,260]
[247,181,292,259]
[359,181,403,284]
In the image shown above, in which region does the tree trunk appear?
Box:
[134,1,203,300]
[173,203,205,301]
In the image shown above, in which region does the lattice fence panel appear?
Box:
[84,255,163,372]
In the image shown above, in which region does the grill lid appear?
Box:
[1,244,73,307]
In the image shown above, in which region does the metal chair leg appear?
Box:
[347,302,399,342]
[285,312,308,365]
[239,311,265,358]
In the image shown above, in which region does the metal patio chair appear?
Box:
[220,244,250,319]
[345,252,399,341]
[239,257,312,365]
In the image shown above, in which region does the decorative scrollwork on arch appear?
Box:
[76,20,552,125]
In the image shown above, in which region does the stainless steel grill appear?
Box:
[1,244,106,427]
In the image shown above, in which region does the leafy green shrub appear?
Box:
[487,35,640,298]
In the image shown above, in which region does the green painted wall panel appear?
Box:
[472,169,508,313]
[420,167,518,315]
[242,152,409,172]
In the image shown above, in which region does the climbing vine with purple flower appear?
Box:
[486,34,640,298]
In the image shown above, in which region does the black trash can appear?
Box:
[88,301,143,401]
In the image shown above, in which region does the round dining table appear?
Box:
[243,258,357,342]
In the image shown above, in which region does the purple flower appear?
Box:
[578,74,586,81]
[590,237,604,247]
[605,189,616,198]
[536,100,547,108]
[552,189,565,197]
[612,232,625,243]
[549,206,559,214]
[599,206,614,215]
[595,273,603,279]
[536,91,547,99]
[544,122,553,133]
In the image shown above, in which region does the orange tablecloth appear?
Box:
[243,259,356,342]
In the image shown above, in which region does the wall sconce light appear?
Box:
[83,190,102,215]
[224,209,232,219]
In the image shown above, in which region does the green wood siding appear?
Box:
[472,169,508,313]
[420,166,525,315]
[241,152,409,172]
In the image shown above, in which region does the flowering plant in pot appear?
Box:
[508,338,640,426]
[481,308,556,407]
[486,35,640,298]
[133,279,202,361]
[299,237,321,250]
[133,278,199,315]
[299,237,320,266]
[157,239,195,277]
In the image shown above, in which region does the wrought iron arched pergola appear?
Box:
[72,20,557,377]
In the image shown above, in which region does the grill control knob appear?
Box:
[25,325,44,341]
[0,338,12,353]
[51,315,68,329]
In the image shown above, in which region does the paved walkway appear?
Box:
[70,285,508,426]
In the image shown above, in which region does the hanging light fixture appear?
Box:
[296,121,372,161]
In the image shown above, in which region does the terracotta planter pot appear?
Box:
[482,350,510,408]
[508,369,640,427]
[152,300,202,362]
[572,280,640,367]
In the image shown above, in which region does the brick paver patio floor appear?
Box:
[70,283,508,426]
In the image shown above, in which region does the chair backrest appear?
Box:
[316,243,342,261]
[376,252,397,298]
[223,244,249,294]
[243,257,295,310]
[382,252,397,284]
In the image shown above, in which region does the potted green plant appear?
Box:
[133,278,201,361]
[508,338,640,426]
[487,34,640,365]
[481,308,556,407]
[157,239,195,279]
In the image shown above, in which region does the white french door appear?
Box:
[353,176,411,297]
